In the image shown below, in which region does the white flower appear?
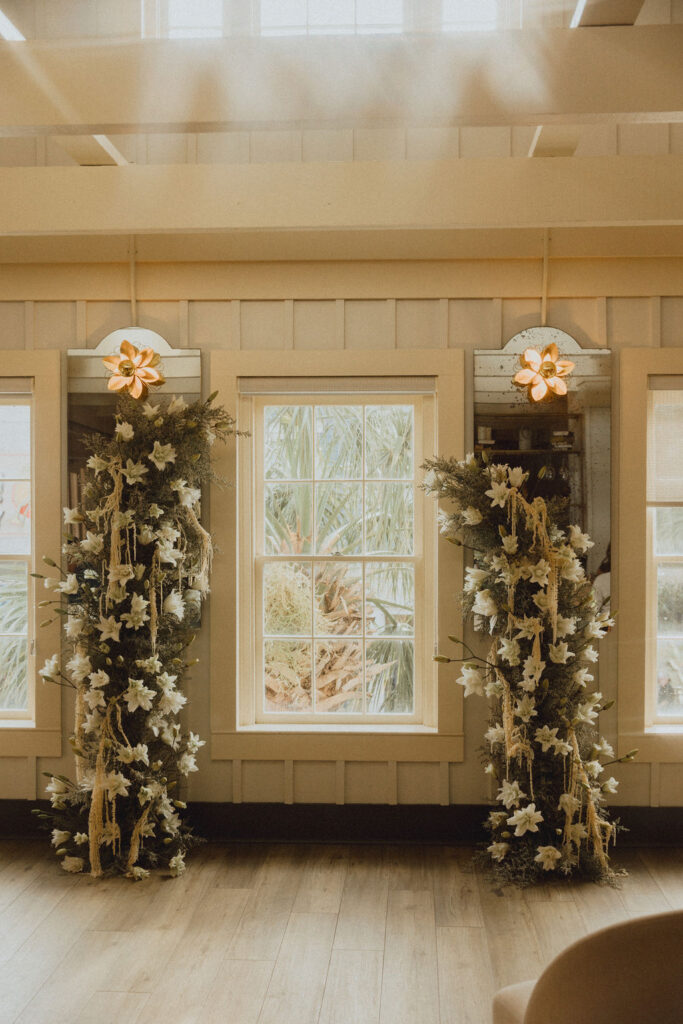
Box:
[123,678,155,713]
[548,642,574,664]
[462,507,483,526]
[601,776,619,794]
[130,866,150,881]
[498,638,521,666]
[582,645,599,663]
[46,776,69,798]
[535,725,560,753]
[148,503,164,519]
[43,577,58,591]
[178,752,198,776]
[488,463,508,483]
[61,856,85,874]
[497,779,526,809]
[485,678,504,699]
[186,731,205,755]
[573,667,594,689]
[456,665,486,698]
[108,564,134,585]
[123,459,149,485]
[83,687,106,711]
[171,478,201,508]
[118,743,149,766]
[73,832,88,845]
[555,738,572,756]
[555,616,576,639]
[157,543,183,566]
[137,524,155,545]
[533,591,552,614]
[137,655,162,675]
[169,853,186,876]
[528,559,551,587]
[66,652,92,684]
[592,737,614,759]
[488,811,508,829]
[514,694,537,723]
[111,509,135,531]
[51,828,71,847]
[121,593,150,631]
[569,822,588,845]
[57,574,79,595]
[161,721,182,749]
[80,531,104,555]
[487,842,510,862]
[82,710,104,733]
[464,567,488,593]
[472,589,497,617]
[558,793,580,815]
[142,401,160,419]
[64,615,84,640]
[115,421,134,441]
[501,535,518,555]
[485,725,505,746]
[39,654,59,679]
[576,701,599,725]
[568,524,594,553]
[561,558,585,583]
[484,480,509,509]
[148,441,177,471]
[156,671,178,692]
[534,846,562,871]
[163,591,185,621]
[507,802,544,836]
[95,614,121,643]
[507,466,527,489]
[86,454,109,475]
[521,655,545,693]
[584,760,603,779]
[63,507,83,525]
[157,689,187,716]
[105,772,130,797]
[514,616,541,641]
[168,396,188,415]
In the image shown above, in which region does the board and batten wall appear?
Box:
[1,257,682,809]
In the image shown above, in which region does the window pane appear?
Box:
[315,640,363,712]
[357,0,403,31]
[443,0,498,30]
[365,482,413,554]
[657,564,683,636]
[0,636,28,710]
[315,482,363,555]
[655,507,683,555]
[265,483,313,554]
[365,561,414,636]
[315,405,363,480]
[649,393,683,502]
[656,637,683,718]
[264,562,312,635]
[314,562,362,635]
[0,480,31,554]
[365,405,413,479]
[265,405,312,480]
[366,638,413,713]
[261,0,307,31]
[264,639,312,711]
[309,0,354,28]
[0,561,28,634]
[0,404,30,479]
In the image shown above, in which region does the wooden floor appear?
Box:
[0,841,681,1024]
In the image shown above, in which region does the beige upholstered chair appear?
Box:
[492,909,683,1024]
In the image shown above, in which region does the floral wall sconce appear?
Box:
[513,342,575,403]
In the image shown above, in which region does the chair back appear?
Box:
[524,909,683,1024]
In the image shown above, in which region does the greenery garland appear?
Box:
[35,392,236,879]
[423,453,635,884]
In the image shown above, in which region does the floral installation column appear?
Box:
[423,454,635,884]
[36,388,236,879]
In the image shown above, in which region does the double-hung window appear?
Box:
[242,378,436,727]
[0,352,62,756]
[647,389,683,725]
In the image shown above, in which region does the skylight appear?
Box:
[260,0,403,36]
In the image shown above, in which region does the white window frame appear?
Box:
[247,390,434,728]
[0,351,63,757]
[210,350,464,764]
[618,348,683,762]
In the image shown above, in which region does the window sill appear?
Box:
[0,726,62,757]
[238,723,438,734]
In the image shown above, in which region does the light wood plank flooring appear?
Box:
[0,840,681,1024]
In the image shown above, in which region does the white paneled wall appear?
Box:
[1,284,682,807]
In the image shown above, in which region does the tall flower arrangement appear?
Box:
[36,392,236,879]
[423,454,634,883]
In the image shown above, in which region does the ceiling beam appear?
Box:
[0,156,681,237]
[574,0,646,26]
[1,27,681,135]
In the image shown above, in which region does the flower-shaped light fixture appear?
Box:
[513,343,575,403]
[102,340,165,400]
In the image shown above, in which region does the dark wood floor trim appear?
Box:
[3,799,682,845]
